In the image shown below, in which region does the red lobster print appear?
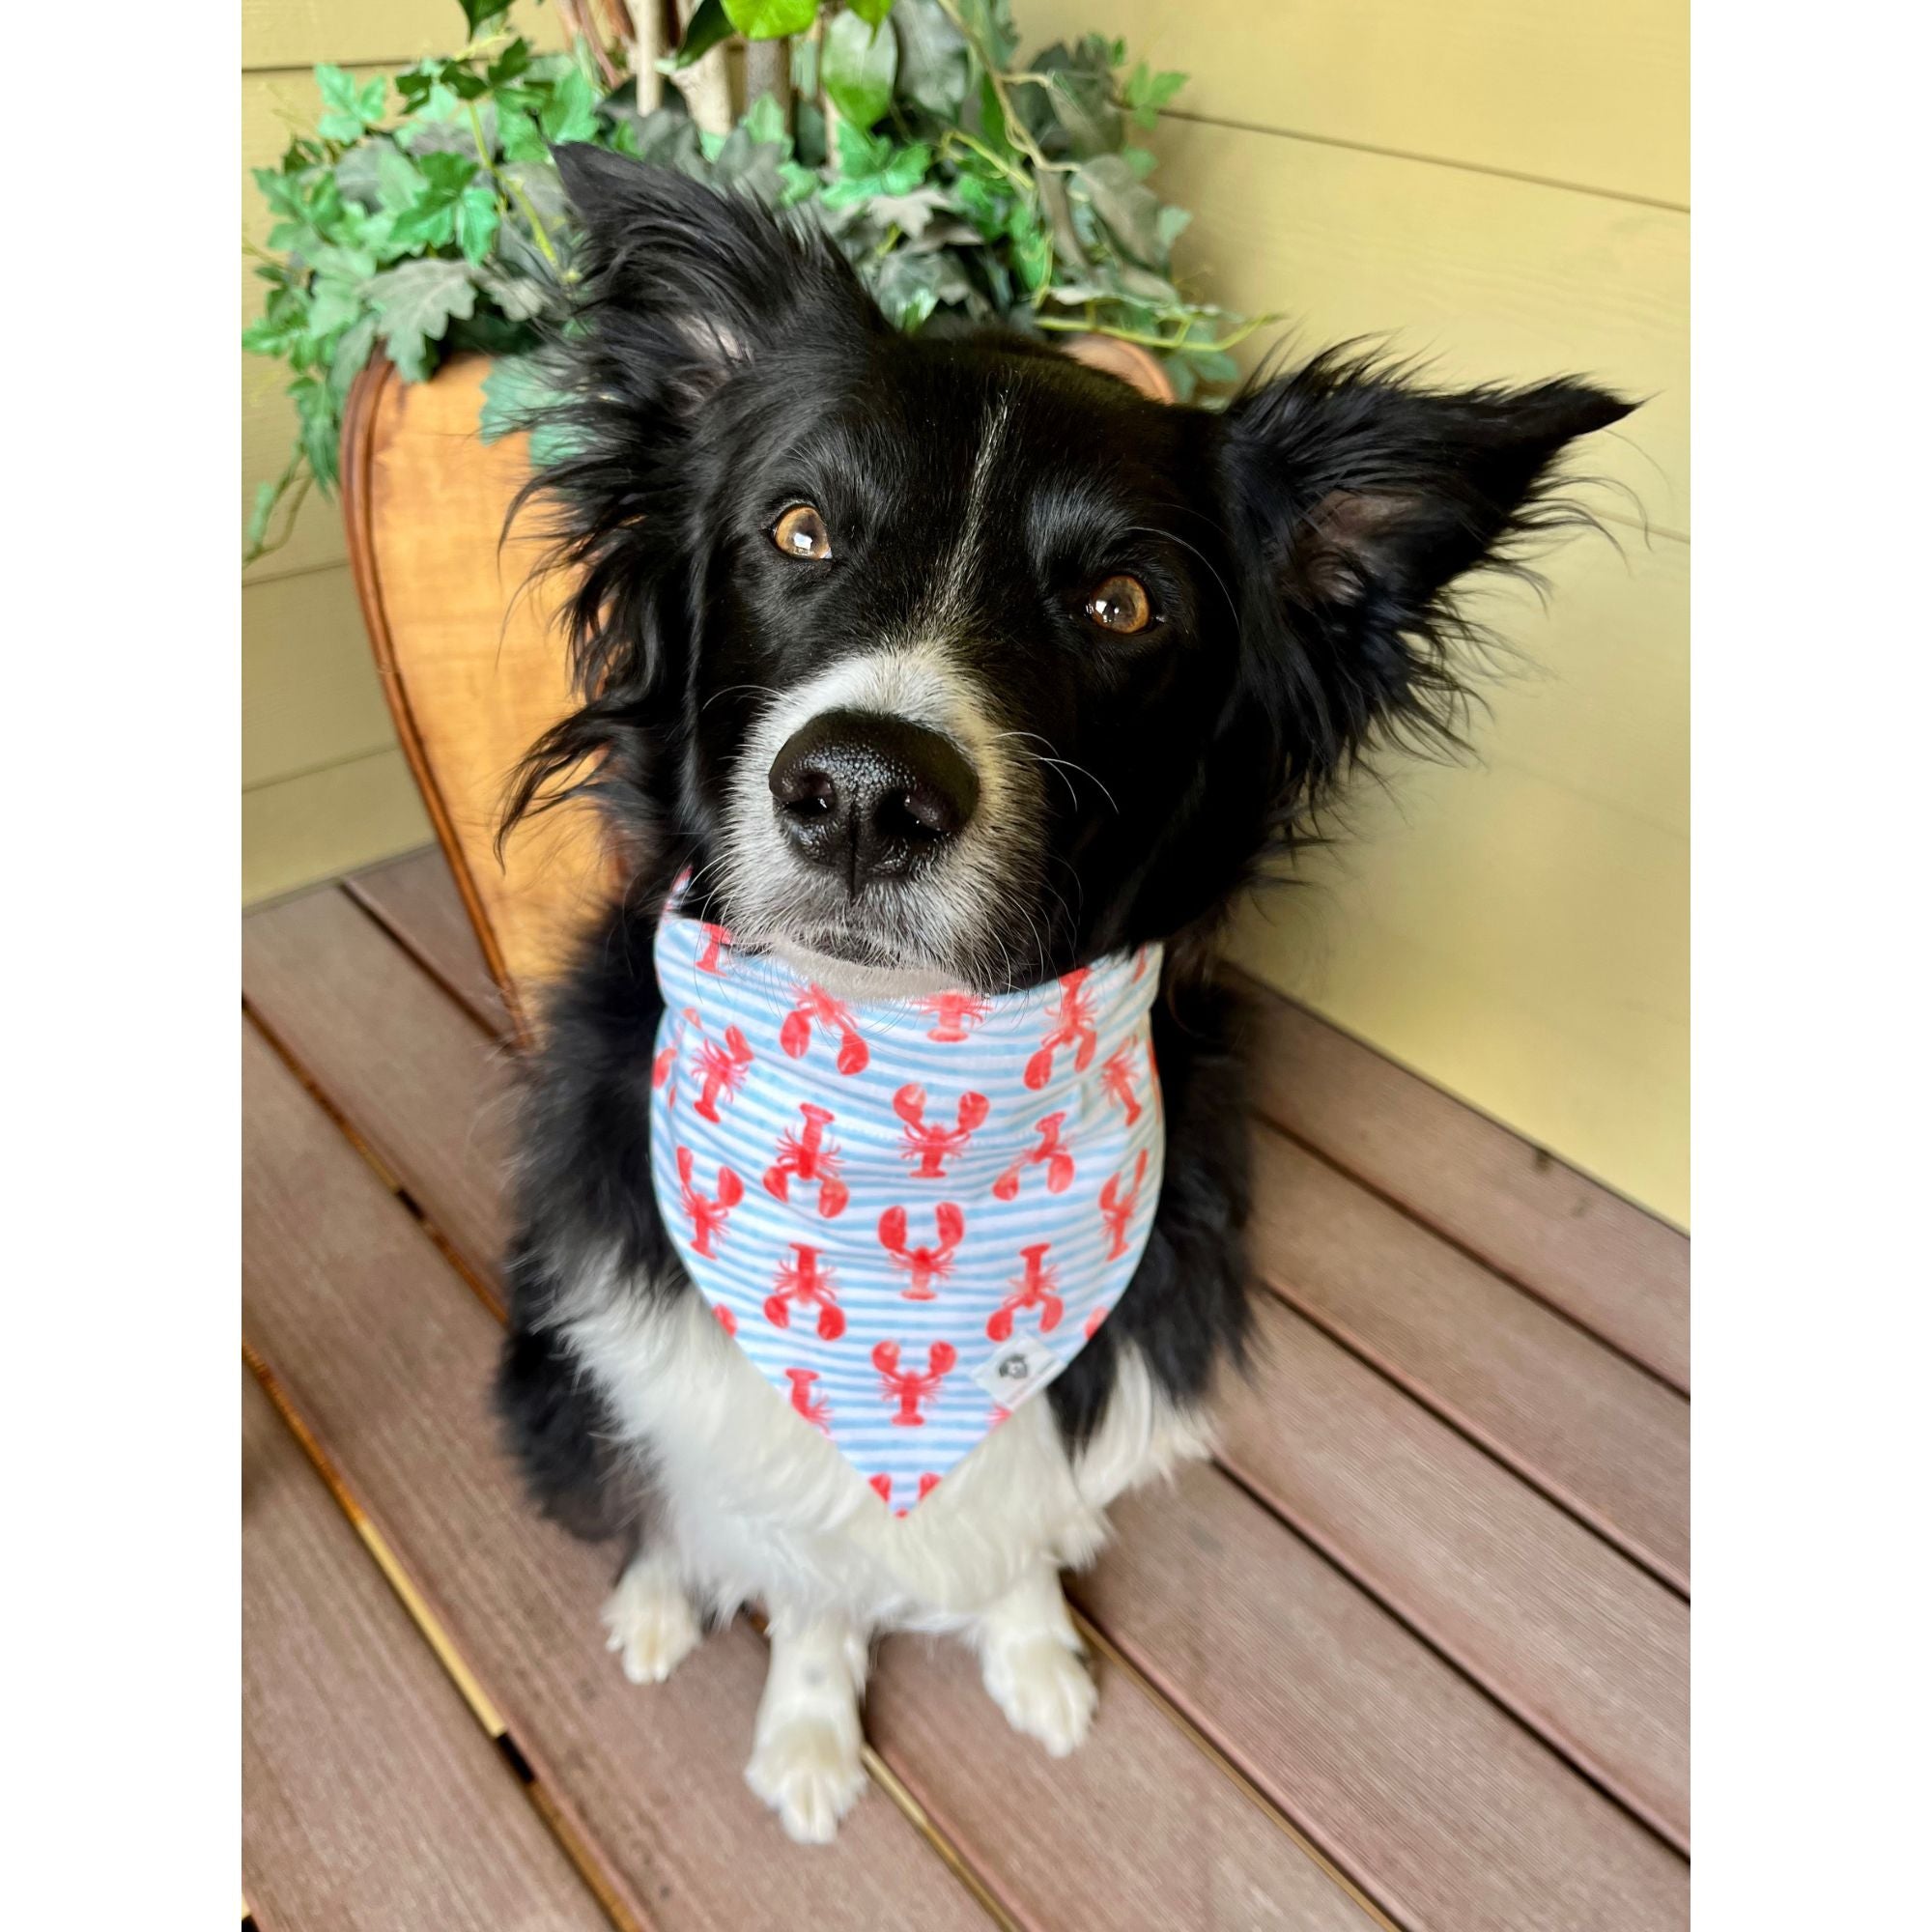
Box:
[780,983,869,1074]
[675,1147,743,1257]
[872,1340,957,1426]
[713,1303,738,1337]
[695,921,732,973]
[915,988,991,1044]
[869,1471,941,1515]
[987,1243,1063,1342]
[785,1367,831,1433]
[765,1244,845,1341]
[1024,969,1098,1089]
[689,1023,753,1123]
[1100,1041,1146,1126]
[992,1112,1075,1201]
[877,1203,965,1299]
[894,1084,990,1179]
[763,1102,849,1217]
[1098,1148,1151,1260]
[651,1005,700,1107]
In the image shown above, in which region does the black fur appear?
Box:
[493,150,1632,1540]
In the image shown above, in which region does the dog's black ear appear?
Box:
[552,144,881,398]
[1219,351,1634,791]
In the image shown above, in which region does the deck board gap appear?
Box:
[340,876,512,1041]
[244,1341,650,1932]
[1254,1114,1690,1399]
[1205,1447,1689,1854]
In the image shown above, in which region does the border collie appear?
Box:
[495,144,1631,1843]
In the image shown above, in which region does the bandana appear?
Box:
[647,910,1165,1514]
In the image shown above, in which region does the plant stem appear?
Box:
[242,461,314,569]
[467,101,558,268]
[934,0,1073,179]
[1035,310,1276,354]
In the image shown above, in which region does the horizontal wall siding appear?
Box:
[243,748,430,904]
[1027,0,1689,1218]
[1021,0,1687,206]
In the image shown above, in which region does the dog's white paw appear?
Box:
[745,1717,867,1845]
[602,1560,701,1686]
[982,1634,1097,1757]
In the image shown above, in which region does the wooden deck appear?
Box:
[242,847,1690,1932]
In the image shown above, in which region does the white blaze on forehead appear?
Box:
[929,393,1015,638]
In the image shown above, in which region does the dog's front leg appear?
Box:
[972,1562,1097,1756]
[745,1607,869,1844]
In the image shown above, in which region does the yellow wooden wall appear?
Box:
[241,4,566,902]
[242,3,1688,1221]
[1023,0,1690,1224]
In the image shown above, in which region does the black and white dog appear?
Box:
[497,144,1630,1842]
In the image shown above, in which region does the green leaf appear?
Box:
[1072,154,1165,268]
[849,0,895,22]
[497,103,546,162]
[893,0,971,118]
[455,0,508,32]
[539,67,601,145]
[362,258,479,383]
[668,0,735,70]
[246,480,279,550]
[327,312,380,397]
[722,0,817,39]
[823,10,898,130]
[741,91,791,151]
[454,185,501,263]
[315,64,386,142]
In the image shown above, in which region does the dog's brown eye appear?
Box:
[773,504,831,560]
[1085,574,1153,636]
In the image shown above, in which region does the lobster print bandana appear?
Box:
[648,911,1165,1515]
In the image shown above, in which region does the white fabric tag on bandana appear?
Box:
[647,909,1165,1515]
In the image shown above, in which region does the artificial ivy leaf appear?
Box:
[316,65,387,143]
[823,9,897,130]
[956,0,1020,69]
[1037,169,1085,269]
[246,480,278,550]
[1006,204,1052,293]
[1033,48,1121,158]
[871,250,943,330]
[952,171,1009,239]
[474,267,548,323]
[865,186,952,242]
[362,258,479,383]
[741,91,791,152]
[1119,143,1156,181]
[849,0,895,22]
[893,0,971,118]
[1072,154,1165,268]
[723,0,817,39]
[487,37,533,88]
[1155,204,1191,251]
[454,185,501,263]
[540,68,601,145]
[328,312,380,397]
[375,146,427,213]
[497,103,546,163]
[669,0,735,70]
[307,272,365,338]
[456,0,508,32]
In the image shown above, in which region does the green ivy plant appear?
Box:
[243,0,1264,565]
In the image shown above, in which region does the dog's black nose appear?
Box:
[769,709,980,889]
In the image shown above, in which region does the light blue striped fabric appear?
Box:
[648,911,1166,1514]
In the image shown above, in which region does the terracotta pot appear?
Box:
[342,336,1173,1035]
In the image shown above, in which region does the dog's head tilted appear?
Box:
[507,147,1632,993]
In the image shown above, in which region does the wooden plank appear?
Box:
[1221,1300,1688,1848]
[867,1623,1384,1932]
[243,1021,990,1931]
[243,749,432,904]
[1017,0,1688,208]
[243,565,398,790]
[243,886,512,1277]
[1245,1127,1689,1589]
[1240,981,1690,1387]
[346,845,512,1035]
[242,1369,608,1932]
[246,891,1386,1929]
[1150,115,1688,535]
[1081,1463,1687,1932]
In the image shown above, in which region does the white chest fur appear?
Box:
[563,1282,1214,1634]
